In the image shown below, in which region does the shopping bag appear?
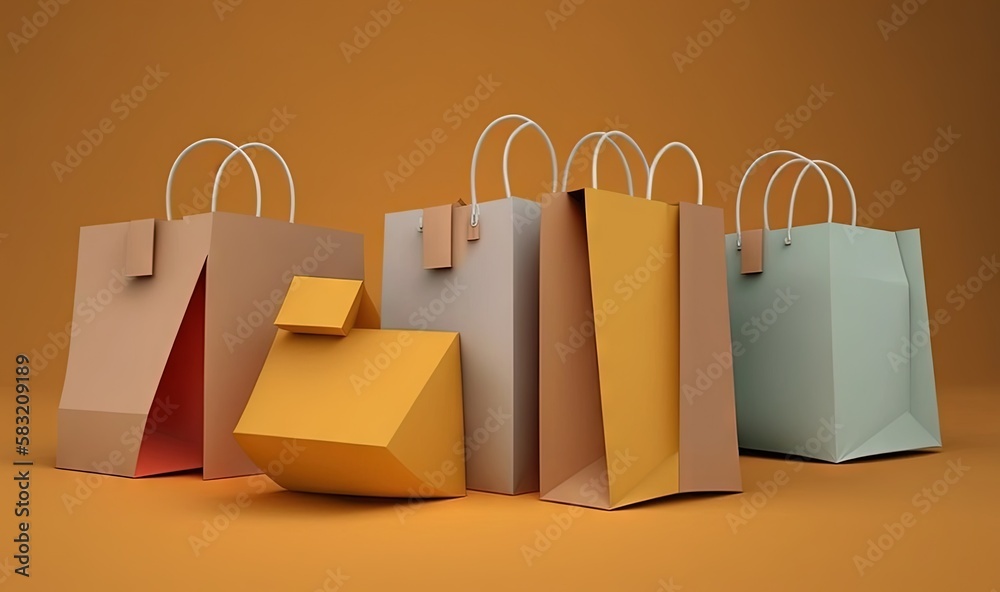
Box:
[380,114,558,495]
[538,132,741,510]
[725,150,941,462]
[234,277,465,498]
[57,138,365,479]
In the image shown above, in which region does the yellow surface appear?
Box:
[386,337,466,495]
[274,277,365,336]
[2,387,995,590]
[585,189,680,507]
[234,327,464,498]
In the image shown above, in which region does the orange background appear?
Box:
[1,0,998,590]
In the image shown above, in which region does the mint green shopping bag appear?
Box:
[724,150,941,462]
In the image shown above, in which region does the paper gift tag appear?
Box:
[422,204,454,269]
[740,229,764,275]
[124,219,155,277]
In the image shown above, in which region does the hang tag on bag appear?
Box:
[740,229,764,275]
[422,204,455,269]
[124,218,156,277]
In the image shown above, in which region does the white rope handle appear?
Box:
[645,142,704,205]
[762,159,834,232]
[469,114,558,228]
[560,131,633,195]
[735,150,832,248]
[592,131,649,197]
[500,120,559,198]
[211,142,296,223]
[763,159,858,245]
[165,138,262,221]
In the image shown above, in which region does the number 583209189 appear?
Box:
[15,354,30,454]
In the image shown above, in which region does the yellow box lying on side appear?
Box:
[234,276,465,498]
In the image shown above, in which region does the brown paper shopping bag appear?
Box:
[57,138,364,479]
[538,132,741,510]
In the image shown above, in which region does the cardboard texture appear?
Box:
[422,204,454,270]
[124,218,155,278]
[382,197,540,495]
[538,189,741,510]
[740,228,764,275]
[234,277,465,498]
[57,212,364,479]
[724,224,941,462]
[275,278,365,336]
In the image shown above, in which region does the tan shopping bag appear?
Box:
[57,138,364,479]
[538,133,742,509]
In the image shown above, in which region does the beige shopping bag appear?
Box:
[57,138,364,479]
